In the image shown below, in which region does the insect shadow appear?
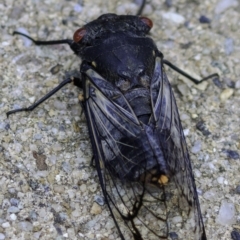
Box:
[7,1,219,239]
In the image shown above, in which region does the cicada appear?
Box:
[7,1,218,239]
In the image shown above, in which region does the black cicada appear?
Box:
[7,1,218,239]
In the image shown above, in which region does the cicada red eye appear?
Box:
[73,27,86,43]
[139,16,153,29]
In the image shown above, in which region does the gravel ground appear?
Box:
[1,0,240,239]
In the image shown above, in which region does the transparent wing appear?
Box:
[82,56,206,240]
[150,57,206,240]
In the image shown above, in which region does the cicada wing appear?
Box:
[83,68,170,239]
[151,56,206,240]
[82,55,206,240]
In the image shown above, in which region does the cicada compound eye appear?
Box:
[73,27,87,43]
[139,17,153,29]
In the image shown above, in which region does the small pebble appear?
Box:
[177,84,188,96]
[9,198,19,207]
[50,64,61,75]
[215,0,238,14]
[235,185,240,194]
[231,230,240,240]
[169,232,179,240]
[191,113,198,119]
[212,77,224,89]
[13,143,22,154]
[7,206,20,213]
[0,122,9,130]
[9,214,17,221]
[28,179,39,191]
[33,151,48,171]
[62,162,72,174]
[0,233,5,240]
[2,222,10,228]
[74,4,83,13]
[203,189,218,201]
[33,133,43,140]
[94,195,105,206]
[172,216,182,223]
[53,185,65,193]
[225,78,235,88]
[191,140,202,154]
[78,233,85,237]
[222,149,239,160]
[162,12,185,24]
[194,169,201,178]
[29,210,38,221]
[90,202,102,215]
[180,42,192,49]
[217,176,224,184]
[224,38,234,55]
[220,88,234,101]
[216,201,236,225]
[235,80,240,89]
[89,183,97,193]
[29,96,36,104]
[63,233,68,238]
[17,221,33,231]
[72,209,81,218]
[183,128,189,136]
[8,188,16,194]
[33,232,41,239]
[80,184,87,192]
[196,120,211,136]
[199,15,211,24]
[165,0,173,8]
[105,220,115,230]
